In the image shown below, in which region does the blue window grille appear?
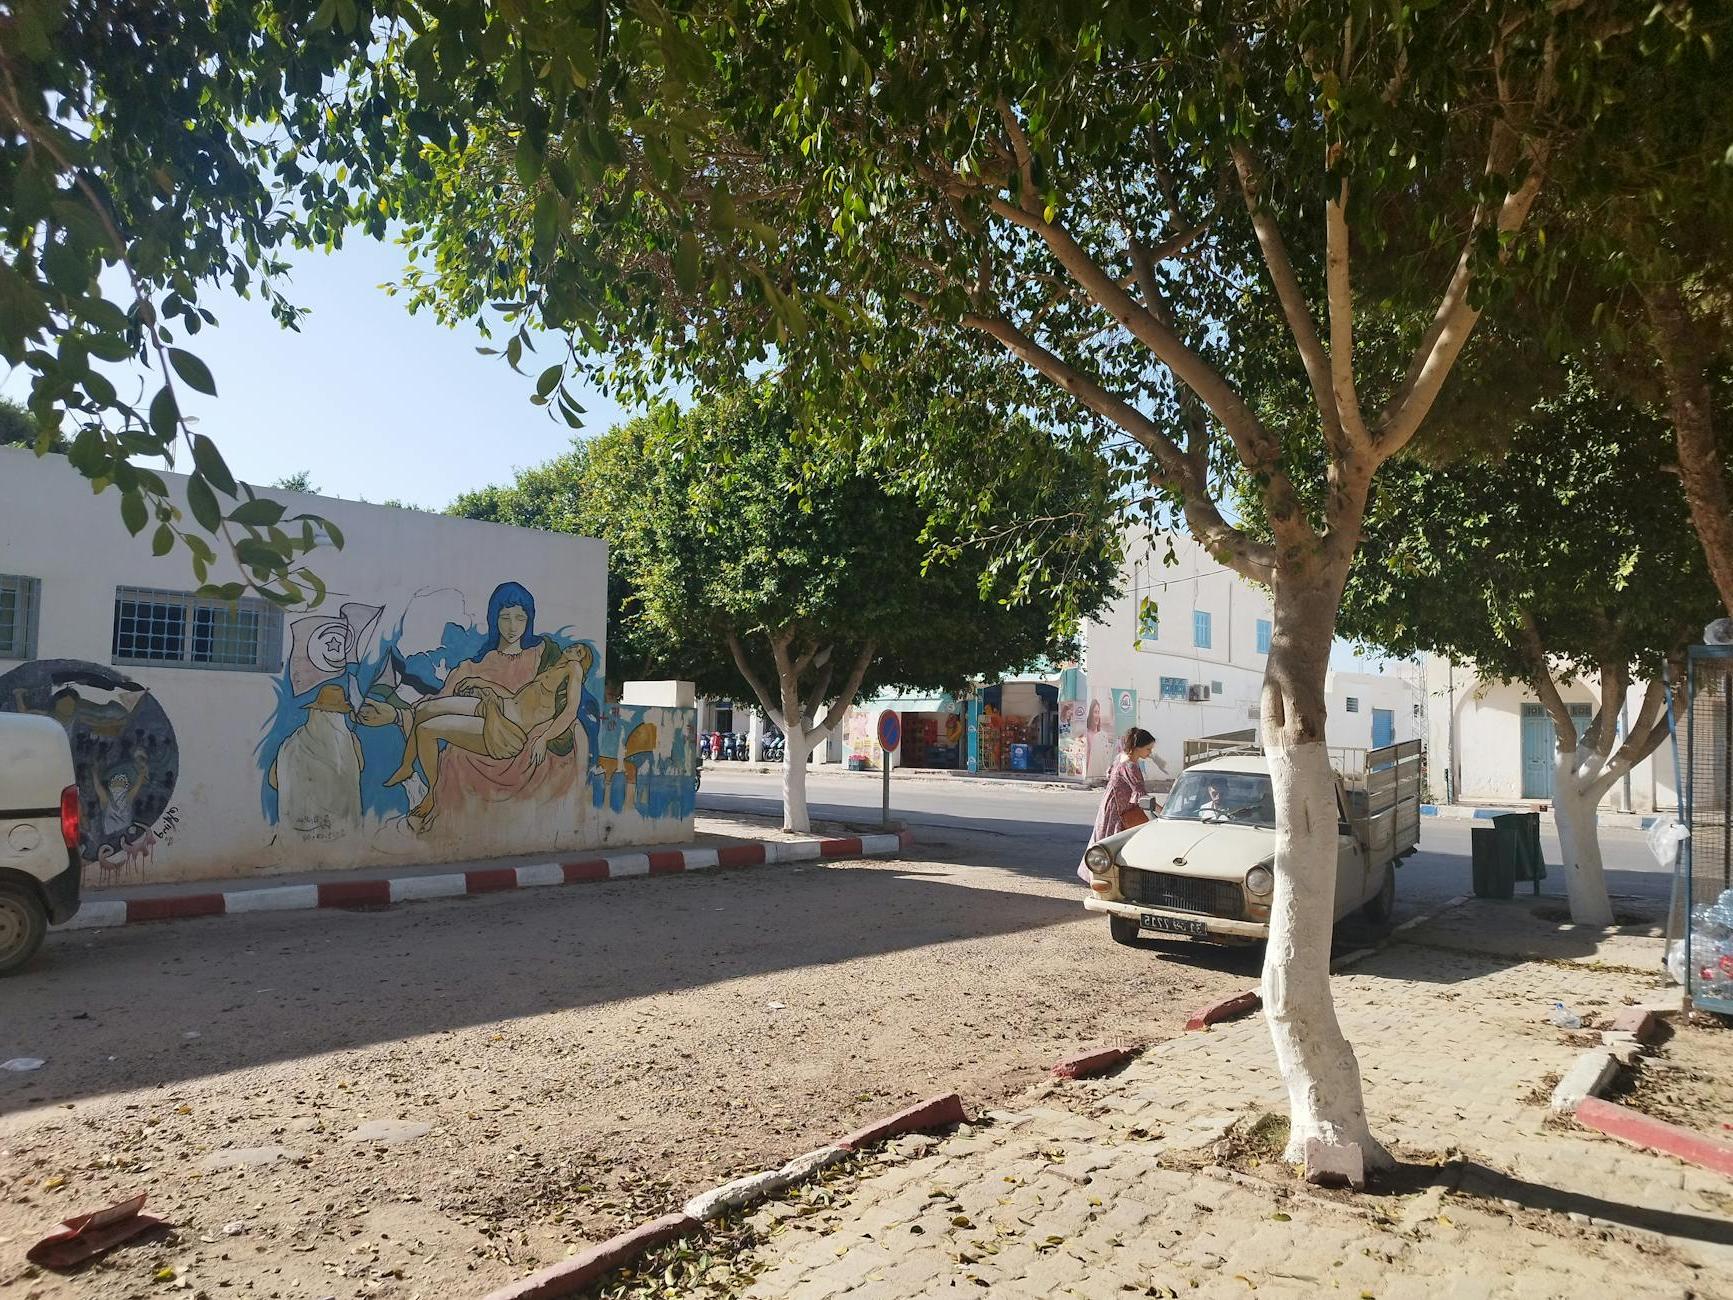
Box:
[1159,676,1187,700]
[1193,610,1212,649]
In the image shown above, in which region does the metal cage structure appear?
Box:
[1684,646,1733,1015]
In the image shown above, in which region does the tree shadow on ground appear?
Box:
[4,865,1084,1111]
[1449,1158,1733,1248]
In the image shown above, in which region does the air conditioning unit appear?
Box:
[1187,684,1211,702]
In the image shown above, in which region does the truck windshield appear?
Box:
[1162,771,1276,828]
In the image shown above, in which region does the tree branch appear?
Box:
[817,641,877,737]
[1323,178,1373,452]
[802,646,836,725]
[1519,611,1578,752]
[726,629,785,729]
[1588,673,1671,800]
[1231,143,1352,455]
[1372,29,1558,455]
[957,305,1274,582]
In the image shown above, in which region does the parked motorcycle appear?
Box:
[734,732,750,760]
[699,732,713,760]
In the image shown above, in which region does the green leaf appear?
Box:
[149,385,180,439]
[120,490,148,536]
[167,347,217,396]
[152,523,176,557]
[191,434,238,496]
[229,497,286,527]
[186,474,223,531]
[675,233,701,291]
[535,364,563,398]
[516,136,543,189]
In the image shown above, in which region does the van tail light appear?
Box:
[59,785,81,852]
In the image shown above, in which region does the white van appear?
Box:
[0,713,83,974]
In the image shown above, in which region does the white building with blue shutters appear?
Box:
[1063,532,1420,784]
[1421,656,1679,814]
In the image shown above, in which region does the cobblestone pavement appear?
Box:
[734,899,1733,1299]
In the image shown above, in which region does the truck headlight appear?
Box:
[1245,864,1274,896]
[1084,845,1114,875]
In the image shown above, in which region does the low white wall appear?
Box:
[0,449,696,886]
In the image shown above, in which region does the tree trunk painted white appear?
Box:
[782,733,812,833]
[1553,751,1614,926]
[1262,739,1391,1167]
[1261,579,1392,1171]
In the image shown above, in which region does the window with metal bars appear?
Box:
[0,574,40,659]
[112,587,283,672]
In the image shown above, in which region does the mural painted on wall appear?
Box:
[0,659,179,881]
[257,580,695,841]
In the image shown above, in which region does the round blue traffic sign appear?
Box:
[876,710,901,753]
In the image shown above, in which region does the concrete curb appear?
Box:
[1420,803,1660,831]
[682,1145,851,1222]
[838,1093,968,1151]
[477,1212,701,1300]
[54,833,911,934]
[1051,1045,1142,1080]
[1574,1097,1733,1177]
[487,1091,969,1298]
[1549,1050,1624,1114]
[1185,991,1262,1032]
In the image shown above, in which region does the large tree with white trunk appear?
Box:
[1340,370,1721,924]
[567,382,1118,831]
[381,0,1651,1170]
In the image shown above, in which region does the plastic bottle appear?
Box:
[1549,1001,1582,1030]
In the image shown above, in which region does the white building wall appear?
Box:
[1065,534,1420,783]
[1423,655,1678,813]
[0,449,696,887]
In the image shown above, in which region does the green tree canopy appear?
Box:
[0,395,62,451]
[1340,370,1722,921]
[502,381,1119,828]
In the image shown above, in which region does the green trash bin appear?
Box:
[1492,812,1546,895]
[1471,825,1516,899]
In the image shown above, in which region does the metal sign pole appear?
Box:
[875,708,900,830]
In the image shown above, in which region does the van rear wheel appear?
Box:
[1109,914,1141,946]
[0,881,48,976]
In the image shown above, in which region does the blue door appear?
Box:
[1371,708,1395,749]
[1520,703,1593,799]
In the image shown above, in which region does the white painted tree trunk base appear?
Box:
[1553,753,1614,927]
[782,741,811,833]
[1263,741,1394,1171]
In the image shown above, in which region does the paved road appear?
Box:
[699,768,1672,922]
[0,774,1669,1296]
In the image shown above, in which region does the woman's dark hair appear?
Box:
[1122,727,1154,753]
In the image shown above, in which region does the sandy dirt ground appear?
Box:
[1,812,1254,1299]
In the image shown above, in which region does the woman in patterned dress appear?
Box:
[1078,727,1155,882]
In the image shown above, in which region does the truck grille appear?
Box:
[1121,869,1244,919]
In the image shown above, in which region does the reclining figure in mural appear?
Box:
[380,640,594,821]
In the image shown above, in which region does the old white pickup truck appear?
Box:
[1081,739,1423,945]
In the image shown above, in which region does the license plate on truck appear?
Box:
[1141,913,1207,937]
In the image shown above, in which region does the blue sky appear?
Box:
[2,236,639,509]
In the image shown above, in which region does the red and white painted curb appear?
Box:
[56,830,914,933]
[1574,1096,1733,1178]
